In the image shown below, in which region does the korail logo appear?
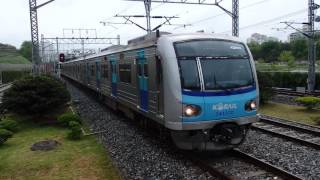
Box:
[212,103,237,111]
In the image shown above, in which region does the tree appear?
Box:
[260,41,281,63]
[279,51,294,62]
[290,39,307,60]
[19,41,32,62]
[247,42,262,60]
[2,75,70,117]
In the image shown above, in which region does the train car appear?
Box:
[61,32,259,150]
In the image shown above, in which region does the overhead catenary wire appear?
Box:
[171,0,274,30]
[218,8,307,34]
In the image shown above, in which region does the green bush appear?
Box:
[2,75,70,117]
[257,71,274,104]
[0,118,18,132]
[295,96,320,110]
[257,71,320,89]
[0,128,13,145]
[58,112,81,127]
[1,71,29,83]
[67,121,82,140]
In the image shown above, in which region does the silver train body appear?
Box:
[61,33,259,150]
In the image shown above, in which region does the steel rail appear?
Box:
[273,87,320,97]
[260,115,320,136]
[183,152,234,180]
[231,149,303,180]
[251,125,320,150]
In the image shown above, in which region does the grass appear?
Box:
[0,118,121,180]
[259,102,320,125]
[0,55,31,64]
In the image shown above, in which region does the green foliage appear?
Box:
[0,118,18,132]
[295,96,320,110]
[248,42,262,60]
[2,75,70,117]
[260,41,281,62]
[67,121,82,140]
[0,43,31,64]
[0,128,13,145]
[1,71,29,83]
[257,71,274,104]
[290,39,308,60]
[57,112,81,127]
[19,41,32,62]
[257,71,320,89]
[247,39,314,63]
[279,51,294,62]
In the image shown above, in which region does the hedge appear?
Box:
[1,71,30,83]
[257,71,320,90]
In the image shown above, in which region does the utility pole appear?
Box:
[144,0,152,34]
[307,0,317,92]
[28,0,55,75]
[281,1,319,92]
[232,0,239,37]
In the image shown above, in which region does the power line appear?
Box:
[172,0,273,30]
[218,9,307,33]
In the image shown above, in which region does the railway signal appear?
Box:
[59,53,65,62]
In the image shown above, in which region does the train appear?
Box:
[60,32,259,151]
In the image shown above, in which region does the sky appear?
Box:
[0,0,319,49]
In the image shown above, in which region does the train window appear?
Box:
[91,65,94,76]
[179,59,200,90]
[143,64,148,77]
[200,58,254,90]
[138,63,142,76]
[119,64,131,83]
[104,56,107,61]
[174,40,248,58]
[120,53,124,61]
[102,64,108,79]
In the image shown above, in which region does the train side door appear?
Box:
[96,61,101,90]
[110,56,117,97]
[136,50,148,111]
[86,62,90,85]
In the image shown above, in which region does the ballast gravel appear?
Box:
[239,129,320,179]
[66,82,212,180]
[65,79,319,180]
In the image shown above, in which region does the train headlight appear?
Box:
[183,104,201,117]
[245,100,257,111]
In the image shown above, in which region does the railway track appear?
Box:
[0,83,12,103]
[186,149,303,180]
[252,115,320,150]
[273,87,320,97]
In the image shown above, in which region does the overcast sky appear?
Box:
[0,0,319,48]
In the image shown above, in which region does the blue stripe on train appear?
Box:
[182,89,257,123]
[182,86,256,96]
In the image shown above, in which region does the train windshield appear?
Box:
[175,40,254,91]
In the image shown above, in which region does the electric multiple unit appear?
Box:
[61,33,259,150]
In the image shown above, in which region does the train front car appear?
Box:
[157,34,259,150]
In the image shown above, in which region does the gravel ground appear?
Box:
[65,81,214,180]
[261,115,320,133]
[207,157,276,180]
[239,129,320,179]
[65,79,319,180]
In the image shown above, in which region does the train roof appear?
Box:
[62,32,245,64]
[159,33,245,43]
